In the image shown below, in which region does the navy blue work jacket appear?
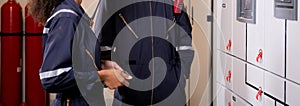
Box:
[95,0,194,105]
[39,0,104,105]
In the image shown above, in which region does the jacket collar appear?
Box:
[66,0,84,15]
[52,0,84,17]
[50,0,92,26]
[66,0,91,23]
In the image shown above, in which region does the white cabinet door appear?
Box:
[216,0,233,53]
[247,64,285,104]
[216,0,223,51]
[247,64,285,105]
[264,0,285,77]
[286,81,300,105]
[232,56,246,95]
[263,95,275,106]
[246,64,263,90]
[276,102,286,106]
[224,53,233,90]
[232,21,246,60]
[247,0,265,67]
[217,84,233,106]
[232,0,246,60]
[264,72,285,102]
[217,51,226,85]
[217,51,233,90]
[244,64,264,106]
[287,0,300,84]
[231,93,252,106]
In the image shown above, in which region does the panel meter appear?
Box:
[274,0,298,20]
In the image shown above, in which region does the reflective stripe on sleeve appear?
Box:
[43,9,79,34]
[39,67,72,80]
[176,46,194,51]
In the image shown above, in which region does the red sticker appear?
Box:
[174,0,184,14]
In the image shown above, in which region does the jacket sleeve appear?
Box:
[39,17,78,93]
[175,8,194,79]
[72,15,106,105]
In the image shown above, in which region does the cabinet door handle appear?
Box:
[256,86,263,100]
[226,70,232,82]
[228,101,232,106]
[256,49,263,62]
[226,40,232,51]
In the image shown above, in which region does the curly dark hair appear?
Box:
[29,0,64,23]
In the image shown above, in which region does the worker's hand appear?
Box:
[98,69,132,89]
[101,60,132,80]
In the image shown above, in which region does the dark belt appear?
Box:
[56,92,82,105]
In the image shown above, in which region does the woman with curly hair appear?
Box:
[29,0,130,105]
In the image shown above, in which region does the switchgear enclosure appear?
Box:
[237,0,256,24]
[274,0,298,20]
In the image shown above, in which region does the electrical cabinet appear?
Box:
[216,0,300,105]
